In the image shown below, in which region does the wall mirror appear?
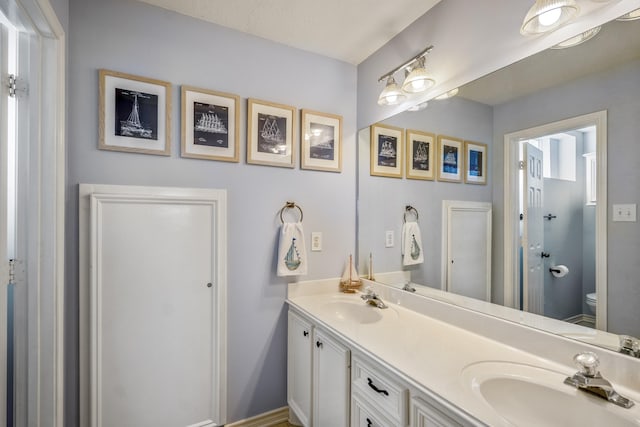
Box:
[357,16,640,354]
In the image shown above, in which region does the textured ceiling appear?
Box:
[136,0,441,64]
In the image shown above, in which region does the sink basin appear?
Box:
[319,299,394,324]
[461,361,640,427]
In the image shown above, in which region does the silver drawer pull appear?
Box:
[367,377,389,396]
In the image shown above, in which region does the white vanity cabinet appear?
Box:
[288,309,351,427]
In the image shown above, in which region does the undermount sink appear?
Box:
[319,298,396,324]
[461,361,640,427]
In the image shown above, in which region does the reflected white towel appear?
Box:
[277,222,308,277]
[402,221,424,266]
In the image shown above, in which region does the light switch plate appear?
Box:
[385,230,394,248]
[613,204,637,222]
[311,232,322,251]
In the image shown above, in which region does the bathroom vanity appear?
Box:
[286,279,640,426]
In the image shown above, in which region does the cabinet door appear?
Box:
[411,396,466,427]
[288,310,313,426]
[313,328,350,427]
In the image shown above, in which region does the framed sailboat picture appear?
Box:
[99,69,171,155]
[370,123,403,178]
[247,99,297,168]
[181,86,240,162]
[301,109,342,172]
[464,140,488,185]
[406,129,435,180]
[436,135,463,182]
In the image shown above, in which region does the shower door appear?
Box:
[522,143,544,315]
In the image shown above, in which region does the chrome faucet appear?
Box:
[564,352,634,408]
[360,287,388,309]
[619,335,640,358]
[402,282,416,292]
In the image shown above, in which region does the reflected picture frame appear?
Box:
[99,69,171,156]
[247,98,297,168]
[464,140,488,185]
[370,123,404,178]
[180,85,240,162]
[301,109,342,172]
[437,135,463,183]
[406,129,435,180]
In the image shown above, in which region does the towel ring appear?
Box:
[403,205,419,223]
[280,201,304,224]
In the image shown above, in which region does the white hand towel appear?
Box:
[402,221,424,266]
[277,222,308,277]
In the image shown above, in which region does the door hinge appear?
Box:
[7,74,27,98]
[518,160,525,170]
[8,259,16,285]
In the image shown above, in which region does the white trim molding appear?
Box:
[503,111,607,331]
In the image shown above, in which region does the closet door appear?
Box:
[84,185,227,427]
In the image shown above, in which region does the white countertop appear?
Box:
[287,279,640,426]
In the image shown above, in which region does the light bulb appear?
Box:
[386,94,398,104]
[538,7,561,26]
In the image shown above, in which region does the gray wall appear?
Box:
[358,97,493,288]
[543,136,585,320]
[65,0,356,424]
[493,59,640,337]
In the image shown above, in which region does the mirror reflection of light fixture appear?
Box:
[435,88,459,100]
[377,45,434,106]
[551,25,601,49]
[406,101,428,112]
[377,76,407,106]
[617,8,640,21]
[520,0,579,35]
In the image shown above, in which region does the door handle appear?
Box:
[541,252,550,258]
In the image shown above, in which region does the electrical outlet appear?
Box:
[311,232,322,251]
[613,204,637,222]
[385,230,394,248]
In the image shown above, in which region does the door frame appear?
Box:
[79,184,228,427]
[503,111,607,330]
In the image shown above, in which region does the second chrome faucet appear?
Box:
[361,287,388,309]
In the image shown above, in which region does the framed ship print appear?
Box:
[99,69,171,155]
[406,129,435,180]
[300,109,342,172]
[181,86,240,162]
[437,135,463,182]
[247,98,297,168]
[464,140,488,185]
[370,123,403,178]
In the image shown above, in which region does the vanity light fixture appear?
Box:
[616,8,640,21]
[377,45,434,106]
[434,88,459,100]
[377,76,407,106]
[551,25,601,49]
[520,0,579,35]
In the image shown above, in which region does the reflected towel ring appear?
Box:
[404,205,419,223]
[280,201,304,224]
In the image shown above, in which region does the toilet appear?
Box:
[586,292,597,314]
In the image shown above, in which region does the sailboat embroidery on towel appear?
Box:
[285,237,302,270]
[410,234,421,260]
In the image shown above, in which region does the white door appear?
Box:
[82,185,227,427]
[443,201,492,301]
[523,143,544,315]
[313,328,350,427]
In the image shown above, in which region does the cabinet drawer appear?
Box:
[352,392,396,427]
[352,355,408,425]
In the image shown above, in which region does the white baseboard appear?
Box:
[226,406,289,427]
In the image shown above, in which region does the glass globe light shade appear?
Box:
[377,77,407,106]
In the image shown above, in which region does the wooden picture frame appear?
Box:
[405,129,435,180]
[464,140,488,185]
[180,85,240,162]
[370,123,403,178]
[300,109,342,172]
[247,98,296,168]
[99,69,171,155]
[437,135,463,182]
